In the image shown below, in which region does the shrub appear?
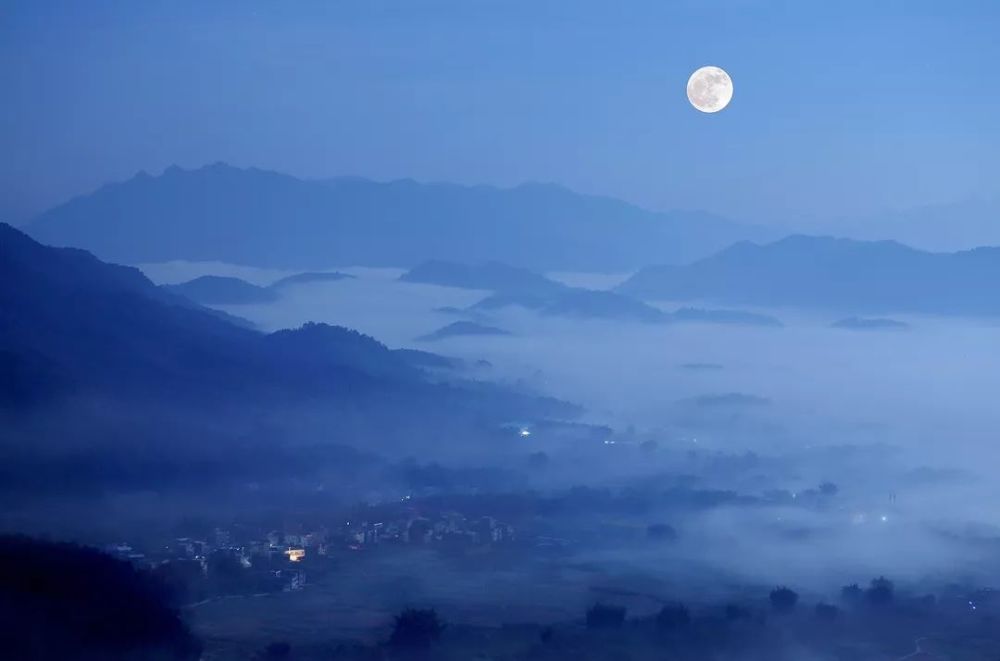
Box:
[656,603,691,630]
[769,586,799,613]
[866,576,894,606]
[586,603,626,629]
[646,523,678,542]
[263,641,292,658]
[725,603,751,621]
[389,608,446,649]
[840,583,863,605]
[814,603,839,620]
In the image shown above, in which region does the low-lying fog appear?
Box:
[140,261,1000,589]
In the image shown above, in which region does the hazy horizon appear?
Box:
[12,160,1000,256]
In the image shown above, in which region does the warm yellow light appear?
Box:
[285,548,305,562]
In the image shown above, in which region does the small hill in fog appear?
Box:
[401,260,565,294]
[164,275,278,305]
[166,271,355,305]
[687,393,771,408]
[419,321,512,341]
[677,362,725,371]
[270,271,355,289]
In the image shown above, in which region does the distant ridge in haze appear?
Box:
[832,316,910,331]
[618,235,1000,316]
[26,163,769,271]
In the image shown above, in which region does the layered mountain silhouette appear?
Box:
[0,227,417,406]
[619,235,1000,316]
[25,163,767,271]
[0,224,574,493]
[403,260,781,325]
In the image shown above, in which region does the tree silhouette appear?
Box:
[389,608,445,649]
[815,603,840,620]
[769,586,799,613]
[818,482,839,496]
[586,603,627,629]
[646,523,678,542]
[725,603,751,621]
[840,583,863,606]
[262,641,292,659]
[656,603,691,630]
[528,451,550,467]
[866,576,894,606]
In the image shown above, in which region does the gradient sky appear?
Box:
[2,0,999,229]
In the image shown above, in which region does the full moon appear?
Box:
[687,66,733,113]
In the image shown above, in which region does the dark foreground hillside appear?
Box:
[0,535,200,660]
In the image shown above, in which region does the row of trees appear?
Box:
[770,576,895,614]
[580,576,897,636]
[258,577,899,657]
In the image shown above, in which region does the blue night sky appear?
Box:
[2,0,999,229]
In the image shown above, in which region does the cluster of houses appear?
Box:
[102,510,517,598]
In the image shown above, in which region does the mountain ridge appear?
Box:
[618,234,1000,316]
[25,163,771,271]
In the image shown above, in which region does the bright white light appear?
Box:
[880,515,888,522]
[519,429,531,437]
